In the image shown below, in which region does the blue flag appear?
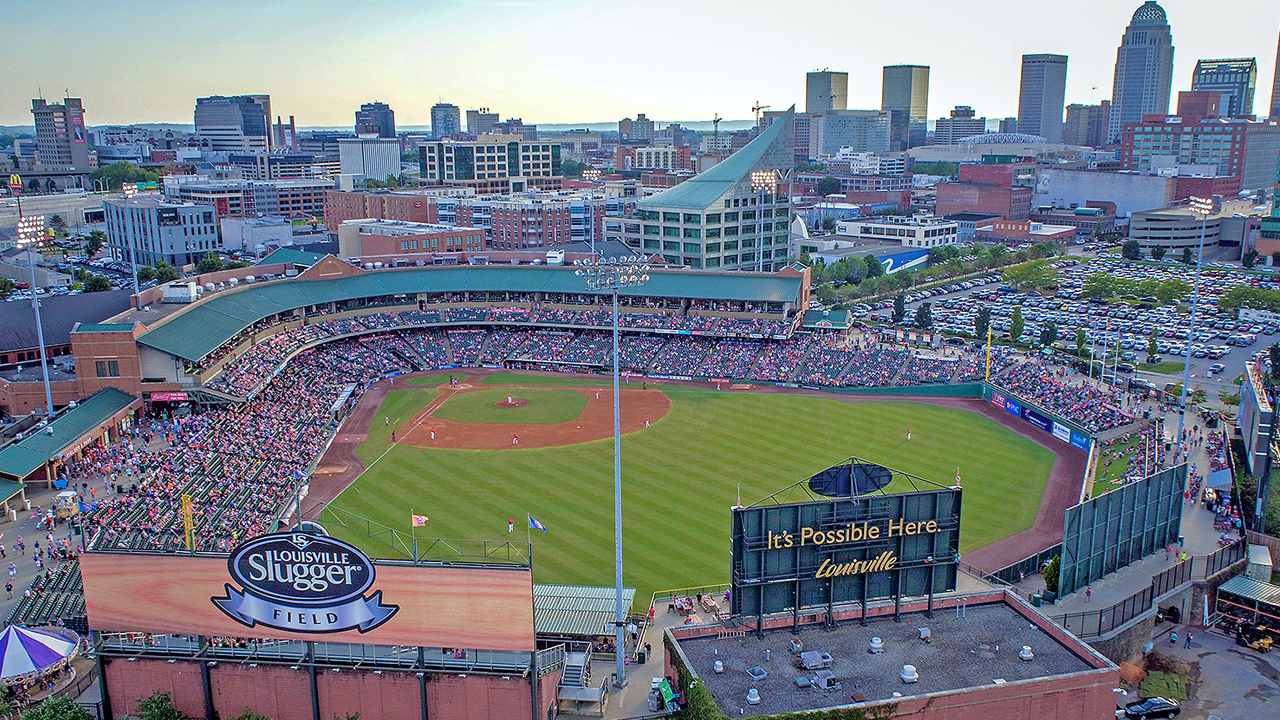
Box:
[529,516,548,533]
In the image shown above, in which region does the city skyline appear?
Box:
[0,0,1277,128]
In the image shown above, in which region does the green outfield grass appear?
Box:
[405,372,467,387]
[433,387,588,425]
[357,389,439,465]
[328,383,1055,600]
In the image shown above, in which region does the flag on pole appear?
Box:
[411,514,428,527]
[294,468,307,481]
[529,516,548,533]
[955,467,962,488]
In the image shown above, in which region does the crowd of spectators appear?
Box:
[404,329,451,368]
[650,337,712,377]
[446,330,485,365]
[748,337,811,383]
[83,337,414,552]
[988,361,1135,432]
[698,341,762,379]
[897,355,960,385]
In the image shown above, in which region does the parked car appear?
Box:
[1208,363,1226,374]
[1123,696,1181,719]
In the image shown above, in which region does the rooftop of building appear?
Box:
[0,387,138,482]
[976,221,1077,236]
[673,597,1105,717]
[343,218,472,234]
[101,197,208,209]
[0,289,133,352]
[944,212,1004,222]
[637,107,795,211]
[842,215,957,226]
[1131,198,1262,220]
[1131,1,1168,24]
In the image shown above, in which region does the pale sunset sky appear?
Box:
[1,0,1276,127]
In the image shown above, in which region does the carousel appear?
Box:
[0,625,81,702]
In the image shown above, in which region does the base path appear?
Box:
[400,385,670,451]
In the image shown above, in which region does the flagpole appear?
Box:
[411,507,417,563]
[527,514,531,547]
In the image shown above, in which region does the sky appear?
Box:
[1,0,1277,128]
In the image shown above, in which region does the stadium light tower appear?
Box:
[10,175,55,419]
[582,167,602,258]
[1177,195,1214,448]
[575,255,649,689]
[750,170,777,273]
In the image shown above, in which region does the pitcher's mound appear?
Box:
[495,399,529,408]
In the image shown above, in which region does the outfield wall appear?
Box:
[978,383,1094,452]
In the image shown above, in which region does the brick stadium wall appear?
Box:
[211,662,312,720]
[318,669,420,719]
[427,673,531,720]
[888,670,1117,720]
[103,657,206,719]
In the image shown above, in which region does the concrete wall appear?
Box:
[1033,169,1174,218]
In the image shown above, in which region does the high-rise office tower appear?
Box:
[194,95,272,152]
[1190,59,1257,118]
[1108,1,1175,143]
[999,117,1018,134]
[881,65,930,150]
[430,103,461,139]
[1271,28,1280,119]
[30,97,90,171]
[805,71,849,115]
[1017,54,1068,142]
[465,108,499,135]
[355,102,396,138]
[1063,101,1111,147]
[618,114,655,142]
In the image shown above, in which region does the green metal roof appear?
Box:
[637,106,795,211]
[137,265,806,362]
[258,248,328,267]
[72,323,136,333]
[1218,575,1280,607]
[0,480,23,504]
[0,388,138,482]
[533,584,636,637]
[801,309,851,329]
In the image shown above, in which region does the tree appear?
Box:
[1076,327,1088,356]
[1244,249,1260,269]
[84,229,106,257]
[1273,250,1280,268]
[21,696,93,720]
[1009,306,1025,343]
[89,161,159,192]
[83,274,112,293]
[1001,260,1059,290]
[1154,278,1191,304]
[975,307,991,339]
[154,260,180,283]
[560,159,588,179]
[815,285,837,306]
[0,278,14,299]
[988,244,1008,264]
[1121,239,1141,260]
[197,252,224,274]
[1218,285,1280,313]
[137,264,157,283]
[819,216,836,232]
[48,214,67,235]
[914,302,932,329]
[1151,245,1167,261]
[1042,555,1061,594]
[863,254,884,279]
[892,294,906,324]
[1136,278,1161,298]
[1148,329,1159,359]
[795,161,827,173]
[908,161,959,177]
[136,691,185,720]
[1040,322,1058,347]
[1181,247,1193,264]
[816,176,842,196]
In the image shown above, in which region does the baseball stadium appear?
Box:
[0,247,1131,719]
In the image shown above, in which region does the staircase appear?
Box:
[560,651,590,688]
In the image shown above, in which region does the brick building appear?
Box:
[336,219,485,259]
[935,182,1032,220]
[975,218,1077,245]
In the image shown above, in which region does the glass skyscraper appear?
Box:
[1107,1,1174,144]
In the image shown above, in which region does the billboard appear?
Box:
[731,486,960,620]
[80,532,536,651]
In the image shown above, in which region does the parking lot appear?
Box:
[843,256,1276,409]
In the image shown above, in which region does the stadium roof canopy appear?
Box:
[258,247,328,267]
[637,106,795,210]
[136,263,807,362]
[533,584,636,637]
[0,387,138,482]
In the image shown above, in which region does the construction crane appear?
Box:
[712,113,722,147]
[752,102,771,129]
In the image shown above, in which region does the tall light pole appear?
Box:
[750,170,777,274]
[575,256,649,689]
[11,175,55,419]
[583,167,602,258]
[1177,195,1214,448]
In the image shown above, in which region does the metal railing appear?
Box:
[1201,538,1246,579]
[318,506,531,567]
[977,544,1063,587]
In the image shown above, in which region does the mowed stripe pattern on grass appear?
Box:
[328,386,1054,601]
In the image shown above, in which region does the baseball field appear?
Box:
[323,372,1056,601]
